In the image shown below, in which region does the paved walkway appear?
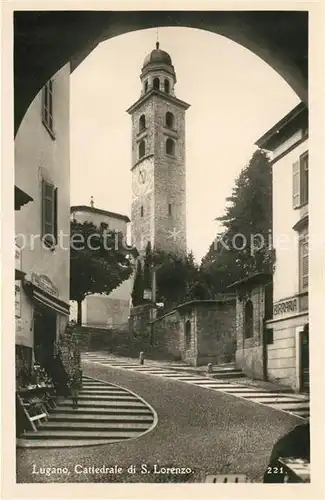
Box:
[83,352,310,421]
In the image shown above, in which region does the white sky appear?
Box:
[70,27,300,263]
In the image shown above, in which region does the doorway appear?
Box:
[300,323,309,393]
[33,305,57,366]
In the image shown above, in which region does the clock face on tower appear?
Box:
[132,157,154,198]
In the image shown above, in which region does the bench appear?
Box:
[17,386,56,432]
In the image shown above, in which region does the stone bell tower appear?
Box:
[127,42,190,258]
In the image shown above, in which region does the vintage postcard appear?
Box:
[2,1,325,499]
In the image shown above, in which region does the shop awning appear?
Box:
[15,185,33,211]
[15,269,26,280]
[23,281,70,316]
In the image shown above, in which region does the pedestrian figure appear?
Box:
[68,368,82,409]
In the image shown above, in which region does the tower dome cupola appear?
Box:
[142,42,173,67]
[140,42,176,95]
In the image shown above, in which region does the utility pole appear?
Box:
[151,268,157,321]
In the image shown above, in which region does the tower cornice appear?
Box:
[126,89,190,115]
[140,63,176,81]
[131,153,154,171]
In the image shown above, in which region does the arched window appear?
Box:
[139,114,146,132]
[153,77,160,90]
[166,138,175,156]
[141,206,144,217]
[164,79,170,94]
[144,81,148,93]
[165,112,174,129]
[185,320,191,348]
[244,300,254,339]
[138,140,145,159]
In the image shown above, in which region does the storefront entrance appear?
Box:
[300,323,309,393]
[33,305,57,366]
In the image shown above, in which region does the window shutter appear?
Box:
[299,232,309,291]
[292,160,300,208]
[42,86,47,123]
[302,236,309,290]
[42,180,55,237]
[54,187,58,242]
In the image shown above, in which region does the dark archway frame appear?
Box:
[14,10,308,136]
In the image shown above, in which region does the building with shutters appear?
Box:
[70,202,135,328]
[15,63,71,380]
[255,102,309,393]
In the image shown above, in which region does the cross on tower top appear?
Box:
[156,27,159,49]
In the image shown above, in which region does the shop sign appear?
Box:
[15,282,21,317]
[273,297,298,317]
[31,273,59,297]
[144,289,152,301]
[15,317,22,333]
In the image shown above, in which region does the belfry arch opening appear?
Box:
[165,112,174,129]
[139,114,146,132]
[14,12,308,135]
[138,140,145,159]
[153,77,160,90]
[166,138,175,156]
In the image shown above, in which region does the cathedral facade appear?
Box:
[127,42,190,258]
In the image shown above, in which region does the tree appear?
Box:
[143,241,153,292]
[152,250,211,309]
[70,220,133,325]
[131,259,144,307]
[201,149,274,294]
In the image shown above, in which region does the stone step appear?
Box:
[221,387,269,393]
[78,391,131,396]
[239,392,300,399]
[156,373,203,379]
[291,410,309,417]
[252,397,308,404]
[193,380,242,386]
[75,394,138,401]
[49,413,154,423]
[52,406,151,415]
[17,438,123,448]
[268,401,310,410]
[125,367,165,372]
[21,430,141,440]
[210,372,246,379]
[80,386,118,389]
[56,400,146,408]
[81,383,122,388]
[291,406,310,413]
[135,371,179,376]
[80,385,127,390]
[40,421,151,431]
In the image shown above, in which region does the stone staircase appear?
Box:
[163,362,247,380]
[208,365,247,380]
[17,376,156,447]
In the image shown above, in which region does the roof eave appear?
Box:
[126,89,190,115]
[70,205,130,223]
[255,102,307,150]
